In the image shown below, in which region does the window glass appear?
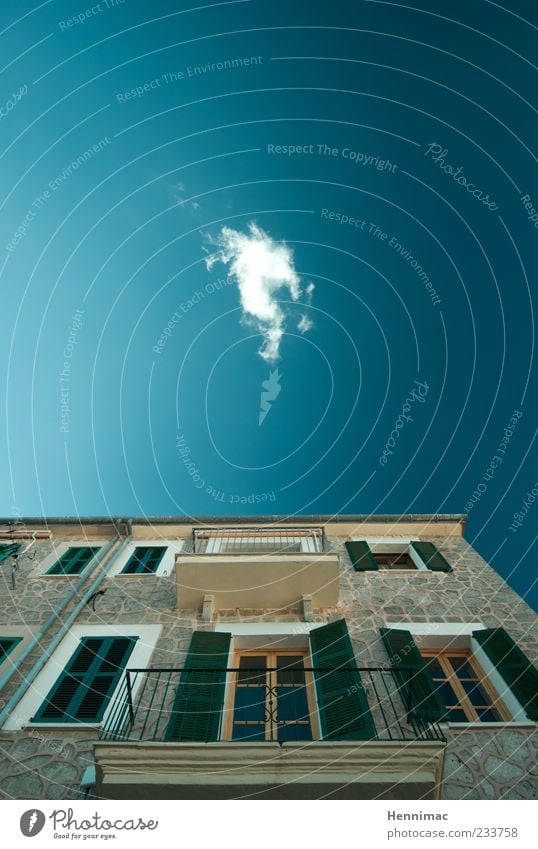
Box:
[47,546,100,575]
[421,650,507,722]
[230,651,313,742]
[121,546,166,574]
[374,552,416,570]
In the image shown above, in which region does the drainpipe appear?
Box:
[0,528,132,727]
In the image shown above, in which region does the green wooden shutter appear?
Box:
[33,636,137,722]
[0,636,22,663]
[166,631,231,741]
[411,541,452,572]
[47,546,100,575]
[0,543,20,563]
[122,546,166,574]
[472,628,538,721]
[380,628,446,722]
[345,540,378,571]
[309,619,376,740]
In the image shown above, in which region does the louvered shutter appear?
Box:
[411,541,452,572]
[309,619,376,740]
[33,636,137,722]
[166,631,231,741]
[380,628,445,722]
[0,636,22,662]
[122,546,166,574]
[345,540,378,571]
[47,547,100,575]
[473,628,538,721]
[0,544,20,562]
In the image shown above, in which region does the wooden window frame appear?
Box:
[223,648,320,741]
[421,649,511,723]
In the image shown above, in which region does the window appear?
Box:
[0,543,20,563]
[373,552,416,570]
[421,650,510,722]
[226,650,316,742]
[0,637,22,663]
[382,625,538,724]
[121,546,166,574]
[33,636,137,723]
[46,546,100,575]
[194,527,323,554]
[165,621,377,743]
[346,540,452,572]
[3,625,161,731]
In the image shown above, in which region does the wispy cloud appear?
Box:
[298,314,313,333]
[205,223,313,362]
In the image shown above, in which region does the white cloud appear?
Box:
[298,314,313,334]
[205,223,313,362]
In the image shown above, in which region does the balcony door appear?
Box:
[226,650,317,742]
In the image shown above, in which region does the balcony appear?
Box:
[94,666,446,800]
[175,527,339,612]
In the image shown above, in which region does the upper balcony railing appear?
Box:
[99,666,446,745]
[182,527,330,555]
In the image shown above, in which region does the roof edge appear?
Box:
[0,513,467,526]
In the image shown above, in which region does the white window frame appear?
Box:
[38,541,108,577]
[386,621,531,725]
[354,537,431,571]
[3,624,162,730]
[107,539,183,577]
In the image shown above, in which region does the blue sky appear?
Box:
[0,0,536,609]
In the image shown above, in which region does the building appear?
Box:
[0,514,536,800]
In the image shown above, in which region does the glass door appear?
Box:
[229,651,314,742]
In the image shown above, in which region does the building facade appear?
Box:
[0,515,536,800]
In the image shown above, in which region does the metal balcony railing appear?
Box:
[181,527,330,554]
[99,666,445,744]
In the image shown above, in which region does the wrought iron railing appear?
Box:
[99,666,445,744]
[181,527,330,555]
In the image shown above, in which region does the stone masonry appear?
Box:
[0,517,536,800]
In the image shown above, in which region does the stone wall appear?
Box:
[0,531,536,799]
